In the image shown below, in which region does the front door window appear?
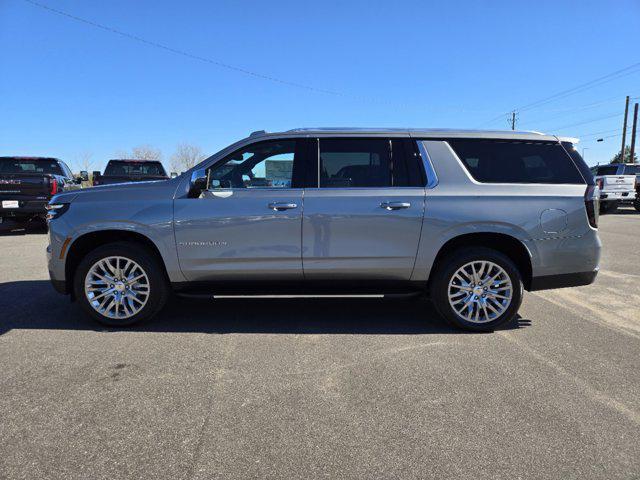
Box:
[207,140,296,189]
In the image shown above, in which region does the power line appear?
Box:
[517,65,640,113]
[21,0,346,97]
[575,127,627,139]
[581,133,623,144]
[548,112,623,132]
[518,95,638,127]
[478,63,640,127]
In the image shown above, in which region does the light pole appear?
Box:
[582,147,589,161]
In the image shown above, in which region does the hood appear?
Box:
[50,177,177,204]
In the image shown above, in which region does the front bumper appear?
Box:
[49,273,68,294]
[529,269,598,291]
[47,238,69,295]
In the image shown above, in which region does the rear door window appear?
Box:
[448,140,585,184]
[318,138,423,188]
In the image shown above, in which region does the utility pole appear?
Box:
[629,103,638,164]
[510,110,517,130]
[620,96,630,163]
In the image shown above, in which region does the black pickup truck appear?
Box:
[92,159,168,186]
[0,157,82,226]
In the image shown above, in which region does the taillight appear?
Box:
[50,178,58,195]
[584,185,599,229]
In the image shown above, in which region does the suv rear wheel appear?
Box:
[431,247,523,332]
[73,241,169,326]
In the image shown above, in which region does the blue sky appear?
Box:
[1,0,639,171]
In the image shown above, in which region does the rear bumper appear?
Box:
[600,191,632,200]
[529,270,598,291]
[0,200,48,217]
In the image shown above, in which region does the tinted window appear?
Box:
[318,138,418,188]
[105,161,166,176]
[622,165,640,175]
[207,140,298,189]
[0,158,63,175]
[561,142,594,185]
[594,165,619,176]
[392,139,426,187]
[448,140,585,184]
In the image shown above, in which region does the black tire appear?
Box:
[600,201,618,215]
[430,247,523,332]
[73,241,169,326]
[634,197,640,213]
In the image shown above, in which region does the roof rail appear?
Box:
[250,130,267,137]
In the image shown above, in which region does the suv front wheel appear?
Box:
[74,241,169,326]
[431,247,523,332]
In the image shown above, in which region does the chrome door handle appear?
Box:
[380,201,411,210]
[268,202,298,211]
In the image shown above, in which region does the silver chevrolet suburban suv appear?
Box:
[46,129,601,332]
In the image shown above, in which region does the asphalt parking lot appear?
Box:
[1,210,639,480]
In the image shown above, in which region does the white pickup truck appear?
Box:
[591,164,638,213]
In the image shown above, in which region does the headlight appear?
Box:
[45,202,70,221]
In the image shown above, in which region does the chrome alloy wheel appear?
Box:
[84,256,150,319]
[447,261,513,324]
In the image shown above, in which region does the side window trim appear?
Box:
[416,141,438,188]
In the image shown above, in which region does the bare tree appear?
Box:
[130,145,162,161]
[170,143,205,173]
[75,151,93,173]
[114,145,162,161]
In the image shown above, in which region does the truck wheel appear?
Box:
[634,198,640,213]
[431,247,523,332]
[73,241,169,326]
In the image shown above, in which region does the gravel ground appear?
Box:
[1,209,638,480]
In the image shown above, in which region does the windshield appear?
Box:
[594,165,619,176]
[0,158,63,175]
[104,161,167,176]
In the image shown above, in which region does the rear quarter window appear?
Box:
[447,140,585,184]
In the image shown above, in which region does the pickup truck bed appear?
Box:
[0,157,79,224]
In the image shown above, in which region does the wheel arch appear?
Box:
[65,229,169,300]
[428,232,533,291]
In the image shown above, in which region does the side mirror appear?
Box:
[170,171,178,178]
[80,170,89,181]
[189,168,208,197]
